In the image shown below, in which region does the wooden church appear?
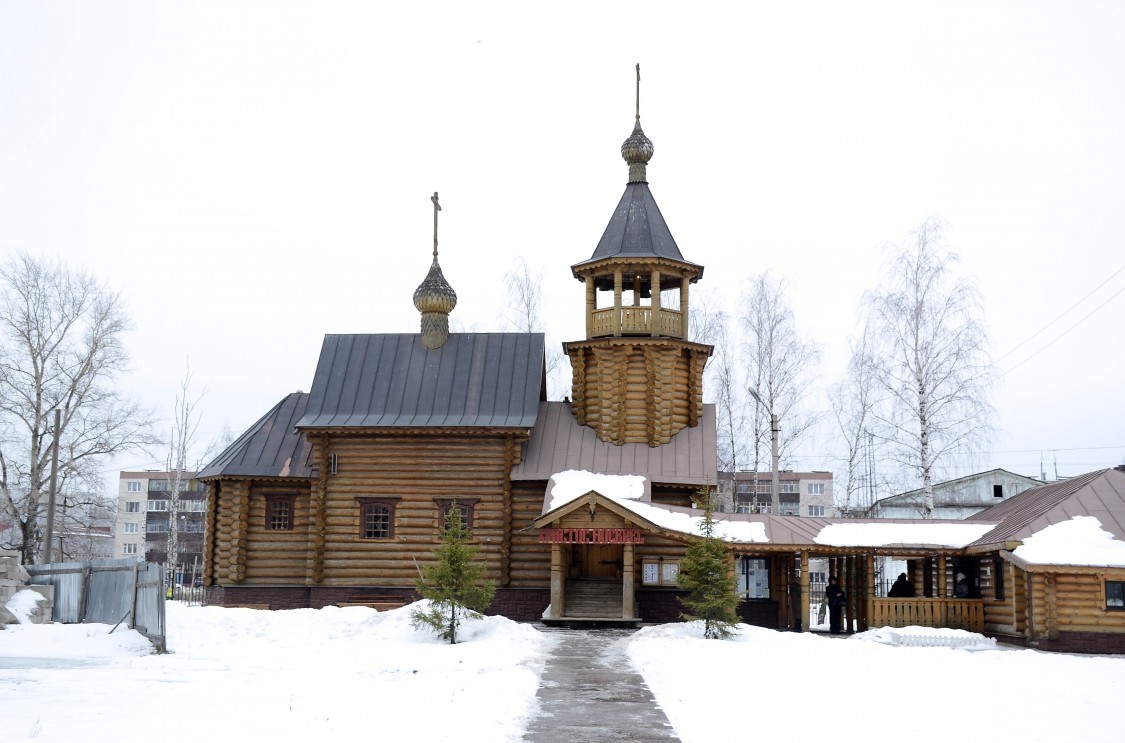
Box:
[199,84,1125,652]
[198,87,720,622]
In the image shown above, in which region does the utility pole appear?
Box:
[42,409,62,563]
[748,388,781,515]
[769,413,780,516]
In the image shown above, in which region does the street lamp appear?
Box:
[748,388,780,516]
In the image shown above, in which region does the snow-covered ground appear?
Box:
[3,595,1125,743]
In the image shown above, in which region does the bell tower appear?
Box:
[564,67,711,447]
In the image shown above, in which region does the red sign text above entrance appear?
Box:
[538,528,646,545]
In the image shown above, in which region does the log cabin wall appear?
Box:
[1021,570,1125,653]
[205,478,314,586]
[650,485,695,508]
[314,433,515,586]
[244,482,314,583]
[508,481,552,588]
[983,557,1018,635]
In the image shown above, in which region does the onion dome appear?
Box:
[621,119,654,183]
[413,258,457,350]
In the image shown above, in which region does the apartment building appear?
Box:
[113,471,206,574]
[719,470,835,517]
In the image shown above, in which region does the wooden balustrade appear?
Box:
[590,307,683,337]
[871,598,984,632]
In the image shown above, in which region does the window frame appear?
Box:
[1106,580,1125,611]
[807,505,826,517]
[433,498,479,534]
[357,497,399,540]
[125,501,141,513]
[264,494,297,531]
[122,543,138,555]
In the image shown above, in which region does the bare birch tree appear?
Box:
[500,257,567,399]
[829,329,879,516]
[691,292,744,465]
[164,363,205,578]
[0,252,157,563]
[739,273,821,514]
[862,219,995,517]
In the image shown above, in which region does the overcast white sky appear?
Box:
[2,1,1123,489]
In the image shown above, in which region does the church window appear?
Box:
[434,499,477,534]
[265,495,296,530]
[358,498,398,539]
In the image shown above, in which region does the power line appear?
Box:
[994,265,1125,365]
[999,283,1125,375]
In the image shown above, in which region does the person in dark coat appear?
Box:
[888,573,914,598]
[825,576,846,634]
[954,572,970,598]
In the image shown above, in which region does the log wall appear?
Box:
[566,340,708,446]
[1025,571,1125,639]
[206,433,525,589]
[509,481,552,588]
[314,434,514,586]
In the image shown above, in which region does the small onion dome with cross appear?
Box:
[413,192,458,349]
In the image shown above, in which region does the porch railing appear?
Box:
[872,598,984,632]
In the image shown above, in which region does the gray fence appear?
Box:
[26,559,166,652]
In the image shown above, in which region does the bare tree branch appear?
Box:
[0,252,158,562]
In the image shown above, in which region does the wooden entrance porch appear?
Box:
[738,548,987,634]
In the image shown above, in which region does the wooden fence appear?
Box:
[26,559,166,652]
[872,598,984,632]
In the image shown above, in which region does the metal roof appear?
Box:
[967,468,1125,547]
[875,468,1043,507]
[572,182,701,272]
[198,392,314,479]
[296,333,545,429]
[511,401,716,486]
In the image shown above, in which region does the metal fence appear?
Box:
[26,559,166,652]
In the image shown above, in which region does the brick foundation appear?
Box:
[1025,631,1125,655]
[636,588,689,622]
[738,599,780,628]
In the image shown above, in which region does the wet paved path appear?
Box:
[523,628,680,742]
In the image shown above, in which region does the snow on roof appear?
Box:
[1011,515,1125,567]
[548,470,646,507]
[815,522,994,548]
[547,470,769,543]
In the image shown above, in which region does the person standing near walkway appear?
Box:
[825,576,846,634]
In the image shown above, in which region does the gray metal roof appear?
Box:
[572,182,701,272]
[296,333,545,429]
[875,468,1043,507]
[511,401,716,486]
[967,468,1125,547]
[198,392,314,480]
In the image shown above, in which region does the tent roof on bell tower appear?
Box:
[571,65,703,280]
[577,181,698,268]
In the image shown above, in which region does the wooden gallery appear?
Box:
[199,104,1125,654]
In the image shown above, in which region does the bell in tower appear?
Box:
[564,67,712,447]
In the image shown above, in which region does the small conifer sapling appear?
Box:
[677,488,741,639]
[411,502,496,644]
